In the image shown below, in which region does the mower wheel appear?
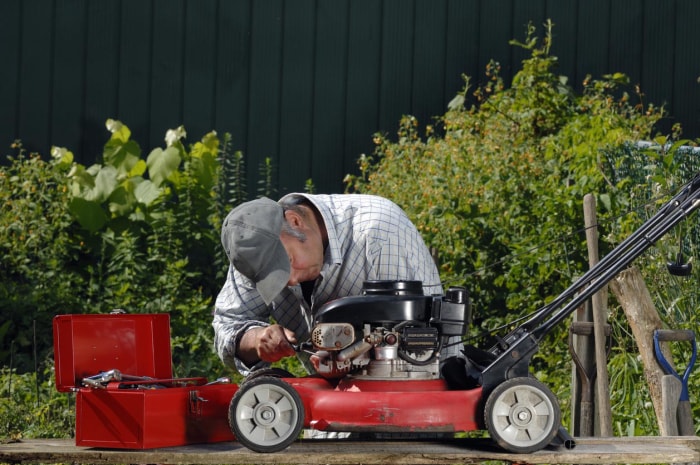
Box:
[229,376,304,453]
[484,376,560,453]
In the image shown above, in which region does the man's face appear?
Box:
[280,230,324,286]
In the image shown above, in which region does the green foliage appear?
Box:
[61,121,230,378]
[590,141,700,435]
[343,22,696,434]
[0,363,74,439]
[0,119,314,437]
[345,22,663,331]
[608,322,658,436]
[257,157,276,198]
[215,133,247,227]
[0,143,82,373]
[0,122,238,379]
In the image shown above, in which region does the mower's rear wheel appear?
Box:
[229,376,304,453]
[484,376,560,453]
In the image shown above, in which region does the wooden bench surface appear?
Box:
[2,436,699,464]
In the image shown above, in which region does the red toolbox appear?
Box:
[53,313,238,449]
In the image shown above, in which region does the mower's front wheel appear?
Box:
[484,376,560,453]
[229,376,304,453]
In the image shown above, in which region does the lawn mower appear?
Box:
[228,173,700,454]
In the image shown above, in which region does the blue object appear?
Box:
[653,329,697,402]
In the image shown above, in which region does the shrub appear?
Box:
[1,123,237,379]
[60,121,232,378]
[0,363,74,439]
[0,121,309,439]
[346,22,665,327]
[343,22,686,432]
[0,143,80,374]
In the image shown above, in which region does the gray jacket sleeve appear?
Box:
[212,265,273,375]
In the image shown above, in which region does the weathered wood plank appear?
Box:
[1,436,699,465]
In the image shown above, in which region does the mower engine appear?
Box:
[309,280,470,380]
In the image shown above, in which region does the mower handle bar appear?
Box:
[490,171,700,354]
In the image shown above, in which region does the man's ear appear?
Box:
[284,209,304,229]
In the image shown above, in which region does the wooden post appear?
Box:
[583,194,613,436]
[609,266,675,435]
[569,319,598,437]
[662,375,683,436]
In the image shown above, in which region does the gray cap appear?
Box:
[221,197,290,305]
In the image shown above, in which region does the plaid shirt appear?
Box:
[213,193,456,375]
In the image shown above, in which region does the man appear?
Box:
[213,193,459,375]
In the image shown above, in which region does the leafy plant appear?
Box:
[0,363,74,440]
[0,122,231,379]
[0,118,323,439]
[344,21,686,433]
[0,143,81,374]
[61,121,229,378]
[346,21,663,328]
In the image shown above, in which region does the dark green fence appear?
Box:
[2,0,699,195]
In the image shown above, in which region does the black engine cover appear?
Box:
[314,294,433,329]
[313,280,470,338]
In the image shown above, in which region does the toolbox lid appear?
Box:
[53,313,173,392]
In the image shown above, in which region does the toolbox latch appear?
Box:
[189,390,208,416]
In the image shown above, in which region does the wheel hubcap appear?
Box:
[254,403,278,426]
[513,405,533,426]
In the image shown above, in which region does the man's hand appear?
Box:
[238,325,298,365]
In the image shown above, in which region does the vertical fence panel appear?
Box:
[214,0,251,158]
[478,0,514,84]
[246,0,283,192]
[512,0,546,65]
[0,0,21,150]
[546,0,579,87]
[310,0,350,194]
[51,0,87,159]
[444,0,480,105]
[149,0,186,149]
[575,0,610,85]
[608,0,643,85]
[182,0,219,142]
[82,1,121,159]
[378,0,415,133]
[412,0,447,127]
[17,0,54,156]
[118,0,153,153]
[278,0,316,193]
[344,0,383,181]
[641,0,677,135]
[673,0,700,137]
